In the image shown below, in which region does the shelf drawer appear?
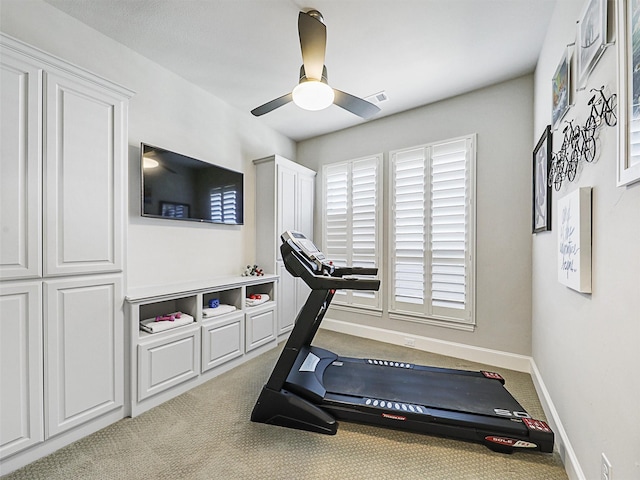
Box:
[138,326,200,401]
[201,312,244,372]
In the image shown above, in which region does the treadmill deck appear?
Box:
[323,358,526,418]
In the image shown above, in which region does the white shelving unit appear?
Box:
[125,274,278,417]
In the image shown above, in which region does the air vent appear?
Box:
[365,91,389,105]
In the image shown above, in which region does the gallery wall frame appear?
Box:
[617,0,640,186]
[558,187,592,294]
[533,125,552,233]
[552,48,571,130]
[576,0,609,88]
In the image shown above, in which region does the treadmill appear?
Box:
[251,231,554,454]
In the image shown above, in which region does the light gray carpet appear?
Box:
[2,330,567,479]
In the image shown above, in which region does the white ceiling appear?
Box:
[44,0,557,141]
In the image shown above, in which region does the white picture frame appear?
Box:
[617,0,640,186]
[576,0,608,88]
[558,187,592,294]
[552,48,571,130]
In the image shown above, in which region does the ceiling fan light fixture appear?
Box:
[292,80,334,111]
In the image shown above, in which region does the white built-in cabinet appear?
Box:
[253,155,315,336]
[125,276,278,417]
[0,34,132,469]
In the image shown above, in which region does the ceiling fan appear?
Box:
[251,10,380,119]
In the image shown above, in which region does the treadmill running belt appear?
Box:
[324,361,525,417]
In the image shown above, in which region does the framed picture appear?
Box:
[552,49,570,129]
[533,125,552,233]
[558,187,592,293]
[617,0,640,186]
[576,0,608,87]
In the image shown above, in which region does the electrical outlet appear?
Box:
[404,337,416,347]
[601,453,612,480]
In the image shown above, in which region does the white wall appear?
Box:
[0,0,296,290]
[297,75,535,356]
[533,1,640,478]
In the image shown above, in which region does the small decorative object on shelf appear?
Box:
[208,298,220,308]
[246,293,270,307]
[242,264,264,276]
[140,312,194,334]
[155,312,182,322]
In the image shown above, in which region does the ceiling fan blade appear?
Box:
[251,92,293,116]
[333,89,381,119]
[298,11,326,81]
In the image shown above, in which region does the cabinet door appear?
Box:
[276,261,296,335]
[138,327,199,401]
[201,312,244,372]
[277,166,297,257]
[0,282,43,459]
[43,71,126,276]
[296,172,315,240]
[245,305,275,352]
[44,275,123,437]
[0,50,42,280]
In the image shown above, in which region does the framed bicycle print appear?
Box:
[576,0,608,87]
[617,0,640,186]
[552,49,570,130]
[533,125,552,233]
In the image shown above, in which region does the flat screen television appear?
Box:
[141,143,244,225]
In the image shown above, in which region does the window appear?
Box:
[210,185,238,224]
[390,135,476,328]
[322,154,382,309]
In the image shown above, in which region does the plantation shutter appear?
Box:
[390,135,475,326]
[324,163,349,267]
[391,148,426,311]
[430,139,468,315]
[351,157,379,300]
[322,155,381,308]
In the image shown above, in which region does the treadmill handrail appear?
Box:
[281,240,380,291]
[331,266,378,277]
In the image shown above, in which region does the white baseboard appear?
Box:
[529,360,585,480]
[321,318,532,372]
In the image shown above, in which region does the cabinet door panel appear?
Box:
[277,167,297,240]
[44,275,123,437]
[44,71,125,276]
[0,52,42,280]
[245,307,275,351]
[138,327,199,401]
[296,173,315,240]
[201,312,244,372]
[276,261,296,335]
[0,282,43,458]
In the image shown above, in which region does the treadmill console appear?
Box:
[280,231,333,274]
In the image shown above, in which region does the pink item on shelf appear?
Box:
[155,312,182,322]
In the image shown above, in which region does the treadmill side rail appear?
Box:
[251,386,338,435]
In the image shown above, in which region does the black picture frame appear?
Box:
[533,125,552,233]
